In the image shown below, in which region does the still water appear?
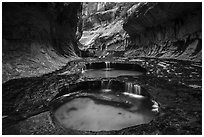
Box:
[54,92,157,131]
[82,69,143,78]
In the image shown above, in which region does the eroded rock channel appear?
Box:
[2,2,202,135]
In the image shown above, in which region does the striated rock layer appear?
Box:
[123,2,202,62]
[2,3,83,83]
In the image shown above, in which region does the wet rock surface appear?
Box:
[2,57,201,135]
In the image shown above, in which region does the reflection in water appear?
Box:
[82,69,143,78]
[54,93,157,131]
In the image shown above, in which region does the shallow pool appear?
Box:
[82,69,143,78]
[54,91,157,131]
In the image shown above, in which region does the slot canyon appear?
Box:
[2,2,202,135]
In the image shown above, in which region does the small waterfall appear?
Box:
[125,82,141,95]
[107,79,112,89]
[133,84,141,95]
[105,61,110,70]
[101,79,112,92]
[125,82,133,93]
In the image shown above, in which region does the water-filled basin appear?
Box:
[81,62,147,78]
[50,80,159,132]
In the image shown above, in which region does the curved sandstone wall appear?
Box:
[2,3,83,82]
[123,2,202,62]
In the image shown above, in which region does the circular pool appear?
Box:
[50,80,159,132]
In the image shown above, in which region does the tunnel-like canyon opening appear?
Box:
[2,2,202,135]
